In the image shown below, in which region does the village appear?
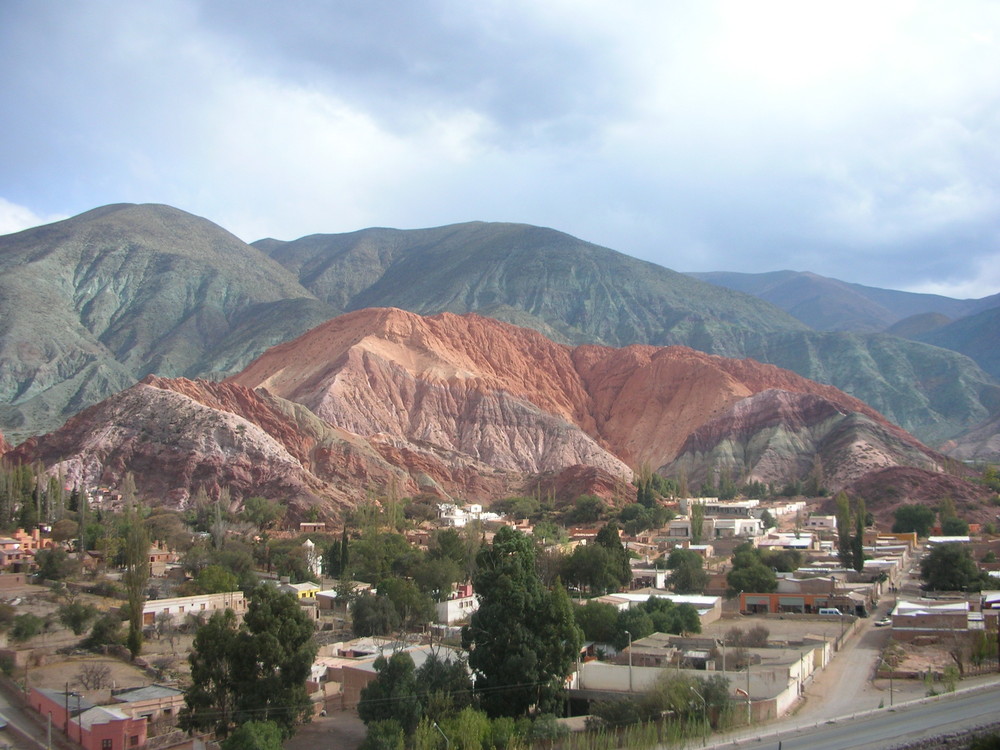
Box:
[0,488,995,750]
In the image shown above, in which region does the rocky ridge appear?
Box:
[7,308,960,516]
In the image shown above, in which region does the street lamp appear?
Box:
[716,638,726,681]
[690,685,707,742]
[433,721,450,750]
[625,630,633,692]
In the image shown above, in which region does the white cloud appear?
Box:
[1,0,999,296]
[0,199,65,237]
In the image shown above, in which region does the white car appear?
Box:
[874,617,892,628]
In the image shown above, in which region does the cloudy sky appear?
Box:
[2,1,999,298]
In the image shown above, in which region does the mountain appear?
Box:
[689,270,1000,332]
[8,308,959,517]
[257,226,1000,445]
[0,205,997,452]
[0,204,336,442]
[255,222,810,351]
[911,306,1000,381]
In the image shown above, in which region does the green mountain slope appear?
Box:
[0,204,335,441]
[258,222,809,353]
[915,306,1000,381]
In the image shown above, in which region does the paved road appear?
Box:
[704,681,1000,750]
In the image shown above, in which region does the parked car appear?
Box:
[875,617,892,627]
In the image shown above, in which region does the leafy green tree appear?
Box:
[665,548,708,594]
[759,509,776,530]
[326,527,351,578]
[565,495,605,525]
[360,720,404,750]
[726,543,777,597]
[595,521,631,589]
[561,544,619,594]
[220,720,284,750]
[10,613,43,642]
[241,496,284,532]
[941,516,970,535]
[415,650,474,719]
[58,601,98,636]
[892,504,936,536]
[182,609,240,737]
[413,557,463,602]
[352,594,400,637]
[462,527,582,717]
[35,547,78,581]
[574,600,619,643]
[182,586,317,738]
[191,565,239,595]
[613,607,653,650]
[83,611,123,651]
[440,706,492,750]
[377,577,435,630]
[758,548,802,573]
[920,543,989,592]
[359,652,423,735]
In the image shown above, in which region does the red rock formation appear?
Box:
[10,308,947,513]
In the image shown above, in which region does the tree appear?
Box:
[76,662,112,690]
[122,513,151,659]
[462,527,582,717]
[561,544,620,595]
[351,595,401,637]
[84,611,123,651]
[10,613,43,642]
[594,521,631,589]
[35,547,77,581]
[665,548,708,595]
[834,492,852,569]
[941,516,970,536]
[759,509,776,530]
[377,577,434,630]
[566,495,606,524]
[241,496,284,533]
[690,502,705,545]
[412,557,462,602]
[359,652,423,735]
[182,609,240,737]
[726,543,777,597]
[852,497,866,573]
[191,565,239,595]
[920,543,989,592]
[182,586,318,738]
[574,600,619,643]
[59,601,98,636]
[892,504,936,537]
[221,721,284,750]
[50,518,79,544]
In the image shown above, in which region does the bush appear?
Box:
[360,720,404,750]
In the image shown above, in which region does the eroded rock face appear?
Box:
[7,308,949,514]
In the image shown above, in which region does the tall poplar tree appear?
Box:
[122,481,150,659]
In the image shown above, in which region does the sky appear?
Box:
[2,1,999,299]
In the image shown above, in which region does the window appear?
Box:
[102,740,113,750]
[131,736,140,747]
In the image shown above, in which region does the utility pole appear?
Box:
[626,630,633,692]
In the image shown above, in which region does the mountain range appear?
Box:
[9,307,986,523]
[0,203,997,517]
